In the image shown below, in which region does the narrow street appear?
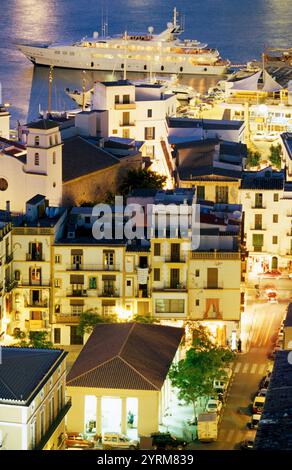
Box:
[190,279,290,450]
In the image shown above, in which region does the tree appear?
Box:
[132,314,156,324]
[119,169,167,196]
[77,310,117,337]
[246,149,261,168]
[13,330,53,348]
[269,143,282,169]
[169,326,235,416]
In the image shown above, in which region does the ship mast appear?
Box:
[173,7,177,27]
[82,71,86,112]
[123,31,128,80]
[48,65,54,115]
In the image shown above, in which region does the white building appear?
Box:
[0,120,63,212]
[240,167,292,273]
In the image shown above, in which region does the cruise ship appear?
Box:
[17,9,230,76]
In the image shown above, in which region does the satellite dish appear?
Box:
[148,26,154,35]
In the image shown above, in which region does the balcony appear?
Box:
[119,121,136,127]
[66,289,88,297]
[25,300,49,308]
[204,282,224,290]
[153,283,187,292]
[252,205,266,209]
[5,253,13,264]
[34,398,72,450]
[19,279,51,288]
[26,253,45,261]
[190,252,241,260]
[250,226,266,231]
[252,246,263,253]
[99,289,120,298]
[25,320,47,330]
[115,103,136,110]
[55,314,80,323]
[136,289,150,298]
[165,255,188,263]
[66,263,120,272]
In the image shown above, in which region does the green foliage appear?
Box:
[246,148,261,168]
[13,330,53,348]
[132,314,156,324]
[119,169,167,196]
[269,144,282,169]
[77,310,117,337]
[169,326,235,407]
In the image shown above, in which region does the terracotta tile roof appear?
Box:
[67,323,184,391]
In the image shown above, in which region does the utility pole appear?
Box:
[48,65,54,115]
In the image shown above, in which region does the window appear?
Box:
[89,277,97,289]
[0,178,8,191]
[70,325,83,345]
[147,109,152,118]
[55,255,61,264]
[115,95,119,104]
[71,305,83,315]
[195,299,200,306]
[126,279,132,286]
[14,270,20,281]
[144,127,155,140]
[55,304,61,313]
[122,111,130,126]
[155,299,185,314]
[207,268,218,289]
[34,153,40,166]
[145,145,155,158]
[54,328,61,344]
[274,193,279,202]
[112,129,118,134]
[104,250,114,267]
[273,214,278,223]
[123,94,130,104]
[154,268,160,281]
[272,236,278,244]
[254,214,262,229]
[49,136,53,146]
[35,136,40,146]
[252,234,264,251]
[54,279,61,288]
[53,152,56,164]
[196,186,205,201]
[255,193,263,208]
[195,269,200,277]
[55,135,58,145]
[154,243,161,256]
[215,186,228,204]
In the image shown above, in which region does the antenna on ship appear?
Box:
[82,71,86,112]
[123,31,128,80]
[48,65,54,116]
[173,7,177,27]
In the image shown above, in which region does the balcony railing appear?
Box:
[25,300,49,308]
[19,279,51,287]
[115,103,136,110]
[55,314,80,323]
[25,319,47,330]
[99,289,120,297]
[66,289,88,297]
[66,264,120,271]
[190,252,241,260]
[119,121,136,127]
[204,281,224,290]
[34,398,72,450]
[153,283,187,292]
[250,226,266,231]
[165,255,188,263]
[252,246,263,252]
[26,253,45,261]
[252,205,266,209]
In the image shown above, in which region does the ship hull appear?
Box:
[17,44,229,76]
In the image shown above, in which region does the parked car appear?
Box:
[252,131,266,141]
[65,433,95,449]
[239,439,254,450]
[247,414,261,429]
[252,396,265,414]
[213,379,227,394]
[206,398,223,414]
[257,388,268,397]
[265,131,279,142]
[102,433,139,450]
[151,432,187,450]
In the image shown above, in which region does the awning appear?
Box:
[70,299,85,306]
[102,275,116,281]
[70,274,84,284]
[102,300,116,306]
[71,249,83,255]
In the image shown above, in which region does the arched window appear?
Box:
[55,134,58,145]
[34,153,40,166]
[0,178,8,191]
[35,136,40,146]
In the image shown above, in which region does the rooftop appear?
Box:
[178,165,242,181]
[62,136,119,182]
[240,169,285,190]
[168,117,244,130]
[67,323,184,391]
[254,350,292,450]
[0,347,67,405]
[100,80,132,87]
[27,119,59,130]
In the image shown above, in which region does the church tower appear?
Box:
[25,120,63,206]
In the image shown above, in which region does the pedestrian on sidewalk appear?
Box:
[237,338,242,353]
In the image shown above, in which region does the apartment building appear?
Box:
[5,195,67,338]
[0,219,13,338]
[0,347,69,450]
[240,168,292,273]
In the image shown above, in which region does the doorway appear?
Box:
[271,256,278,270]
[102,397,122,433]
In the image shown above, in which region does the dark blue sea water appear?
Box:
[0,0,291,125]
